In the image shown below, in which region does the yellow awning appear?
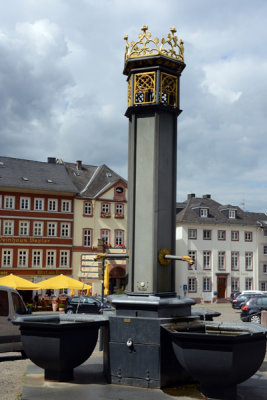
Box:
[38,274,91,290]
[0,274,40,290]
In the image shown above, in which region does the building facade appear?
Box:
[175,194,267,302]
[64,161,127,295]
[0,157,127,296]
[0,157,76,287]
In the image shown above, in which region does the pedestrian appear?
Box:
[33,293,39,310]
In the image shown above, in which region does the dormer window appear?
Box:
[200,208,208,218]
[229,210,236,219]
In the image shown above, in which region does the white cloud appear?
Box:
[201,61,242,103]
[0,0,267,211]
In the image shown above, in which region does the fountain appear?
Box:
[13,26,267,399]
[13,313,108,381]
[105,25,267,397]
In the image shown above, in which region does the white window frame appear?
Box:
[84,201,92,216]
[19,221,29,236]
[231,278,239,292]
[48,199,58,212]
[188,250,196,269]
[264,264,267,274]
[61,223,70,238]
[231,231,239,241]
[47,222,57,237]
[229,209,236,219]
[3,220,14,236]
[1,249,13,267]
[61,200,71,213]
[101,203,110,213]
[200,208,208,218]
[264,246,267,255]
[18,249,28,267]
[34,198,44,211]
[203,229,211,240]
[245,231,252,242]
[32,250,42,268]
[245,252,253,270]
[188,277,197,292]
[101,229,110,246]
[245,278,253,291]
[115,230,124,246]
[59,250,70,268]
[188,229,197,239]
[115,203,124,215]
[203,277,211,292]
[4,196,15,209]
[203,251,211,269]
[33,221,43,237]
[231,251,239,270]
[83,229,92,247]
[218,251,225,270]
[46,250,56,268]
[218,230,226,240]
[20,197,30,210]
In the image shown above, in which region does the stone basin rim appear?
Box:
[12,313,109,329]
[163,320,267,340]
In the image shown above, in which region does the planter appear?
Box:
[13,314,108,381]
[101,213,111,218]
[58,304,65,312]
[163,321,267,399]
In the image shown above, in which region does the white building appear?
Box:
[175,194,267,303]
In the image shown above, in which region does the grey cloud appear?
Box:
[1,0,267,212]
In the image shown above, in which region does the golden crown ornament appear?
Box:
[124,25,184,64]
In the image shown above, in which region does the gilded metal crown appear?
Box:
[124,25,184,64]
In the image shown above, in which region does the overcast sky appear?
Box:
[0,0,267,212]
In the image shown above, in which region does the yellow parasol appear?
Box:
[38,274,91,290]
[0,274,40,290]
[104,262,109,296]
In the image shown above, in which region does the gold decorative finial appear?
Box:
[124,26,184,64]
[141,25,148,33]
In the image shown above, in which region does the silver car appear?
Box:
[0,285,28,355]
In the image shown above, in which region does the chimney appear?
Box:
[187,193,195,200]
[76,160,82,170]
[47,157,56,164]
[203,194,211,199]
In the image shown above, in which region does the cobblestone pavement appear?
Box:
[0,352,30,400]
[193,301,243,323]
[0,303,251,400]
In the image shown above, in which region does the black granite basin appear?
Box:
[13,314,108,381]
[163,321,267,399]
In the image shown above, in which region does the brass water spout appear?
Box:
[158,248,194,266]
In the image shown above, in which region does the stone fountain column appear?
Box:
[106,27,194,388]
[124,26,185,295]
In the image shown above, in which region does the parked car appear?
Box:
[94,296,114,311]
[232,292,264,309]
[64,296,102,314]
[0,285,29,355]
[241,290,266,295]
[229,292,241,303]
[240,295,267,323]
